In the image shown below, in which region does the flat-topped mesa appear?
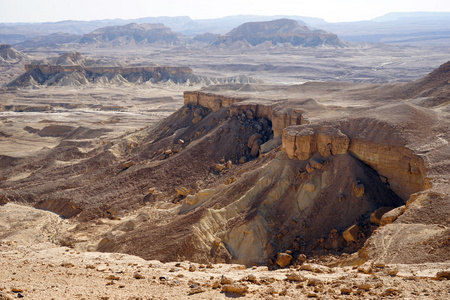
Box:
[25,64,193,76]
[183,91,244,111]
[183,91,306,137]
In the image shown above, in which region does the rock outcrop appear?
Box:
[184,91,305,137]
[282,125,350,160]
[55,51,86,66]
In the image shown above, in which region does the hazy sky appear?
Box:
[0,0,449,23]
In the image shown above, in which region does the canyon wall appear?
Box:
[282,123,428,202]
[185,91,428,202]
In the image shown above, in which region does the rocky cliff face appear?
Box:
[212,19,346,48]
[184,91,305,137]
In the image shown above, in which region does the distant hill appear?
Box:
[212,19,345,48]
[321,12,450,45]
[395,60,450,101]
[79,23,184,45]
[0,15,326,44]
[0,44,27,63]
[14,23,185,49]
[176,15,326,35]
[6,52,263,88]
[15,33,81,49]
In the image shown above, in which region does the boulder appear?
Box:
[370,206,395,225]
[309,158,324,170]
[122,160,135,168]
[303,182,316,192]
[286,272,306,282]
[220,276,234,285]
[172,144,182,153]
[305,163,315,174]
[215,164,226,171]
[260,137,281,154]
[189,264,197,272]
[250,139,263,157]
[192,115,202,124]
[175,187,194,198]
[245,109,255,120]
[380,205,406,226]
[275,252,293,267]
[116,220,136,232]
[221,284,248,295]
[343,224,360,243]
[435,271,450,280]
[193,107,204,117]
[188,286,206,294]
[297,254,307,263]
[133,272,145,279]
[226,160,233,168]
[353,181,365,198]
[248,133,263,148]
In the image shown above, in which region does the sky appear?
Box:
[0,0,449,23]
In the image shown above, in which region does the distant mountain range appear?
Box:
[15,23,185,48]
[320,12,450,45]
[1,12,449,46]
[11,19,345,49]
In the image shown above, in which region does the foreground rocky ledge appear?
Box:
[1,238,449,299]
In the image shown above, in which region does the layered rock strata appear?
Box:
[8,65,261,87]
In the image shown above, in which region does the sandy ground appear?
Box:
[0,203,449,300]
[0,84,191,157]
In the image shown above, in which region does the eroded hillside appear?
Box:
[1,61,448,269]
[6,52,262,88]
